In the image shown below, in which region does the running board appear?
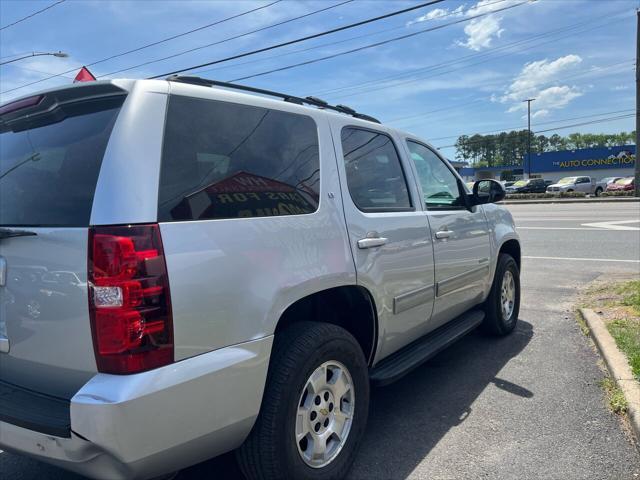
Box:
[369,309,484,386]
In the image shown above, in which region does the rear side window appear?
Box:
[158,96,320,221]
[0,96,125,227]
[341,127,412,212]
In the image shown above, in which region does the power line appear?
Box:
[427,109,636,142]
[0,0,284,94]
[100,0,354,78]
[388,58,635,126]
[435,113,636,149]
[148,0,448,79]
[319,9,631,99]
[191,0,500,77]
[0,0,65,31]
[228,1,530,82]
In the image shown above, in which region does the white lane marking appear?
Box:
[523,255,640,264]
[518,227,612,231]
[581,220,640,231]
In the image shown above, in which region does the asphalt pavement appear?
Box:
[2,203,639,479]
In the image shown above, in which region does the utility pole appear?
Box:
[524,98,535,179]
[635,9,639,197]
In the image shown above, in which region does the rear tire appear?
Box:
[482,253,520,336]
[237,322,369,480]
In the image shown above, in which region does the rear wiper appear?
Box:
[0,228,37,240]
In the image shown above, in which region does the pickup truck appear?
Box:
[0,77,521,480]
[546,176,601,195]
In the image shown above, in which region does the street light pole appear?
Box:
[635,9,639,197]
[524,98,535,179]
[0,51,68,66]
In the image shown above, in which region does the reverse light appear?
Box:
[88,224,173,374]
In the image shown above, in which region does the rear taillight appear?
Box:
[88,224,173,374]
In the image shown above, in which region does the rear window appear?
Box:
[158,95,320,222]
[0,95,125,227]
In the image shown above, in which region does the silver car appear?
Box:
[546,175,597,195]
[0,78,521,480]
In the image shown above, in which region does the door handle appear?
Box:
[357,237,388,249]
[435,230,452,239]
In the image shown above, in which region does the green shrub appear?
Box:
[601,190,635,197]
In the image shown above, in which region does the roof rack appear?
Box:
[165,75,381,124]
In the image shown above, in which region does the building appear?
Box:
[459,145,636,183]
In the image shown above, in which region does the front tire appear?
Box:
[595,187,603,197]
[237,322,369,480]
[482,253,520,336]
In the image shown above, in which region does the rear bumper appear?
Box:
[0,335,273,480]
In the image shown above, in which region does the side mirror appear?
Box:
[469,179,506,206]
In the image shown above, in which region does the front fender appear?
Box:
[481,204,520,290]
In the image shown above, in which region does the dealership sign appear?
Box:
[526,145,636,173]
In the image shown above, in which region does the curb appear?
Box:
[579,308,640,439]
[502,198,640,205]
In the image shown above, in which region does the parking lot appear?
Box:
[2,202,639,480]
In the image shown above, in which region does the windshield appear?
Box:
[616,177,634,185]
[513,180,527,187]
[557,177,577,185]
[0,95,124,227]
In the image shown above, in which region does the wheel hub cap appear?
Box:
[501,270,515,320]
[295,361,354,468]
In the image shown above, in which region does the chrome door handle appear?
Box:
[357,237,388,249]
[435,230,452,239]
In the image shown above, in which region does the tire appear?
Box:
[482,253,520,336]
[237,322,370,480]
[566,189,574,193]
[595,187,603,197]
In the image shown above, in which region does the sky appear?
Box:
[0,0,637,159]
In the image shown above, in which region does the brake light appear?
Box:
[0,95,43,116]
[88,224,173,374]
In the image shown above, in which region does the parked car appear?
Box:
[605,176,635,192]
[0,77,521,480]
[505,177,548,193]
[595,177,623,196]
[546,176,596,195]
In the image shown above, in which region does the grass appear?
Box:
[607,281,640,380]
[580,279,640,381]
[600,377,628,414]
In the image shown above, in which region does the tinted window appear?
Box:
[341,127,411,212]
[0,96,124,227]
[406,141,464,209]
[159,96,319,221]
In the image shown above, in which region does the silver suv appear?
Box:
[0,77,521,480]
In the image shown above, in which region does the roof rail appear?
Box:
[165,75,381,124]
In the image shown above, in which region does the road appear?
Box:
[2,202,639,479]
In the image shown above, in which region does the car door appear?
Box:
[331,122,435,361]
[576,176,592,193]
[402,139,492,331]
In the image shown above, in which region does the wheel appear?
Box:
[595,187,603,197]
[482,253,520,336]
[566,189,574,193]
[237,322,369,480]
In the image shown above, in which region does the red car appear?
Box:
[605,177,635,192]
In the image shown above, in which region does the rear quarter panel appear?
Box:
[157,85,355,360]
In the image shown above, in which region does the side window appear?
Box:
[406,140,464,209]
[158,95,320,221]
[341,127,412,212]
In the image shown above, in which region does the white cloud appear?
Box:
[612,85,630,91]
[457,0,532,51]
[407,5,464,25]
[496,55,584,117]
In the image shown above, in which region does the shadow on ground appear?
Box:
[179,320,534,480]
[0,321,533,480]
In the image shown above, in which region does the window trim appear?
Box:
[404,138,468,212]
[340,125,415,214]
